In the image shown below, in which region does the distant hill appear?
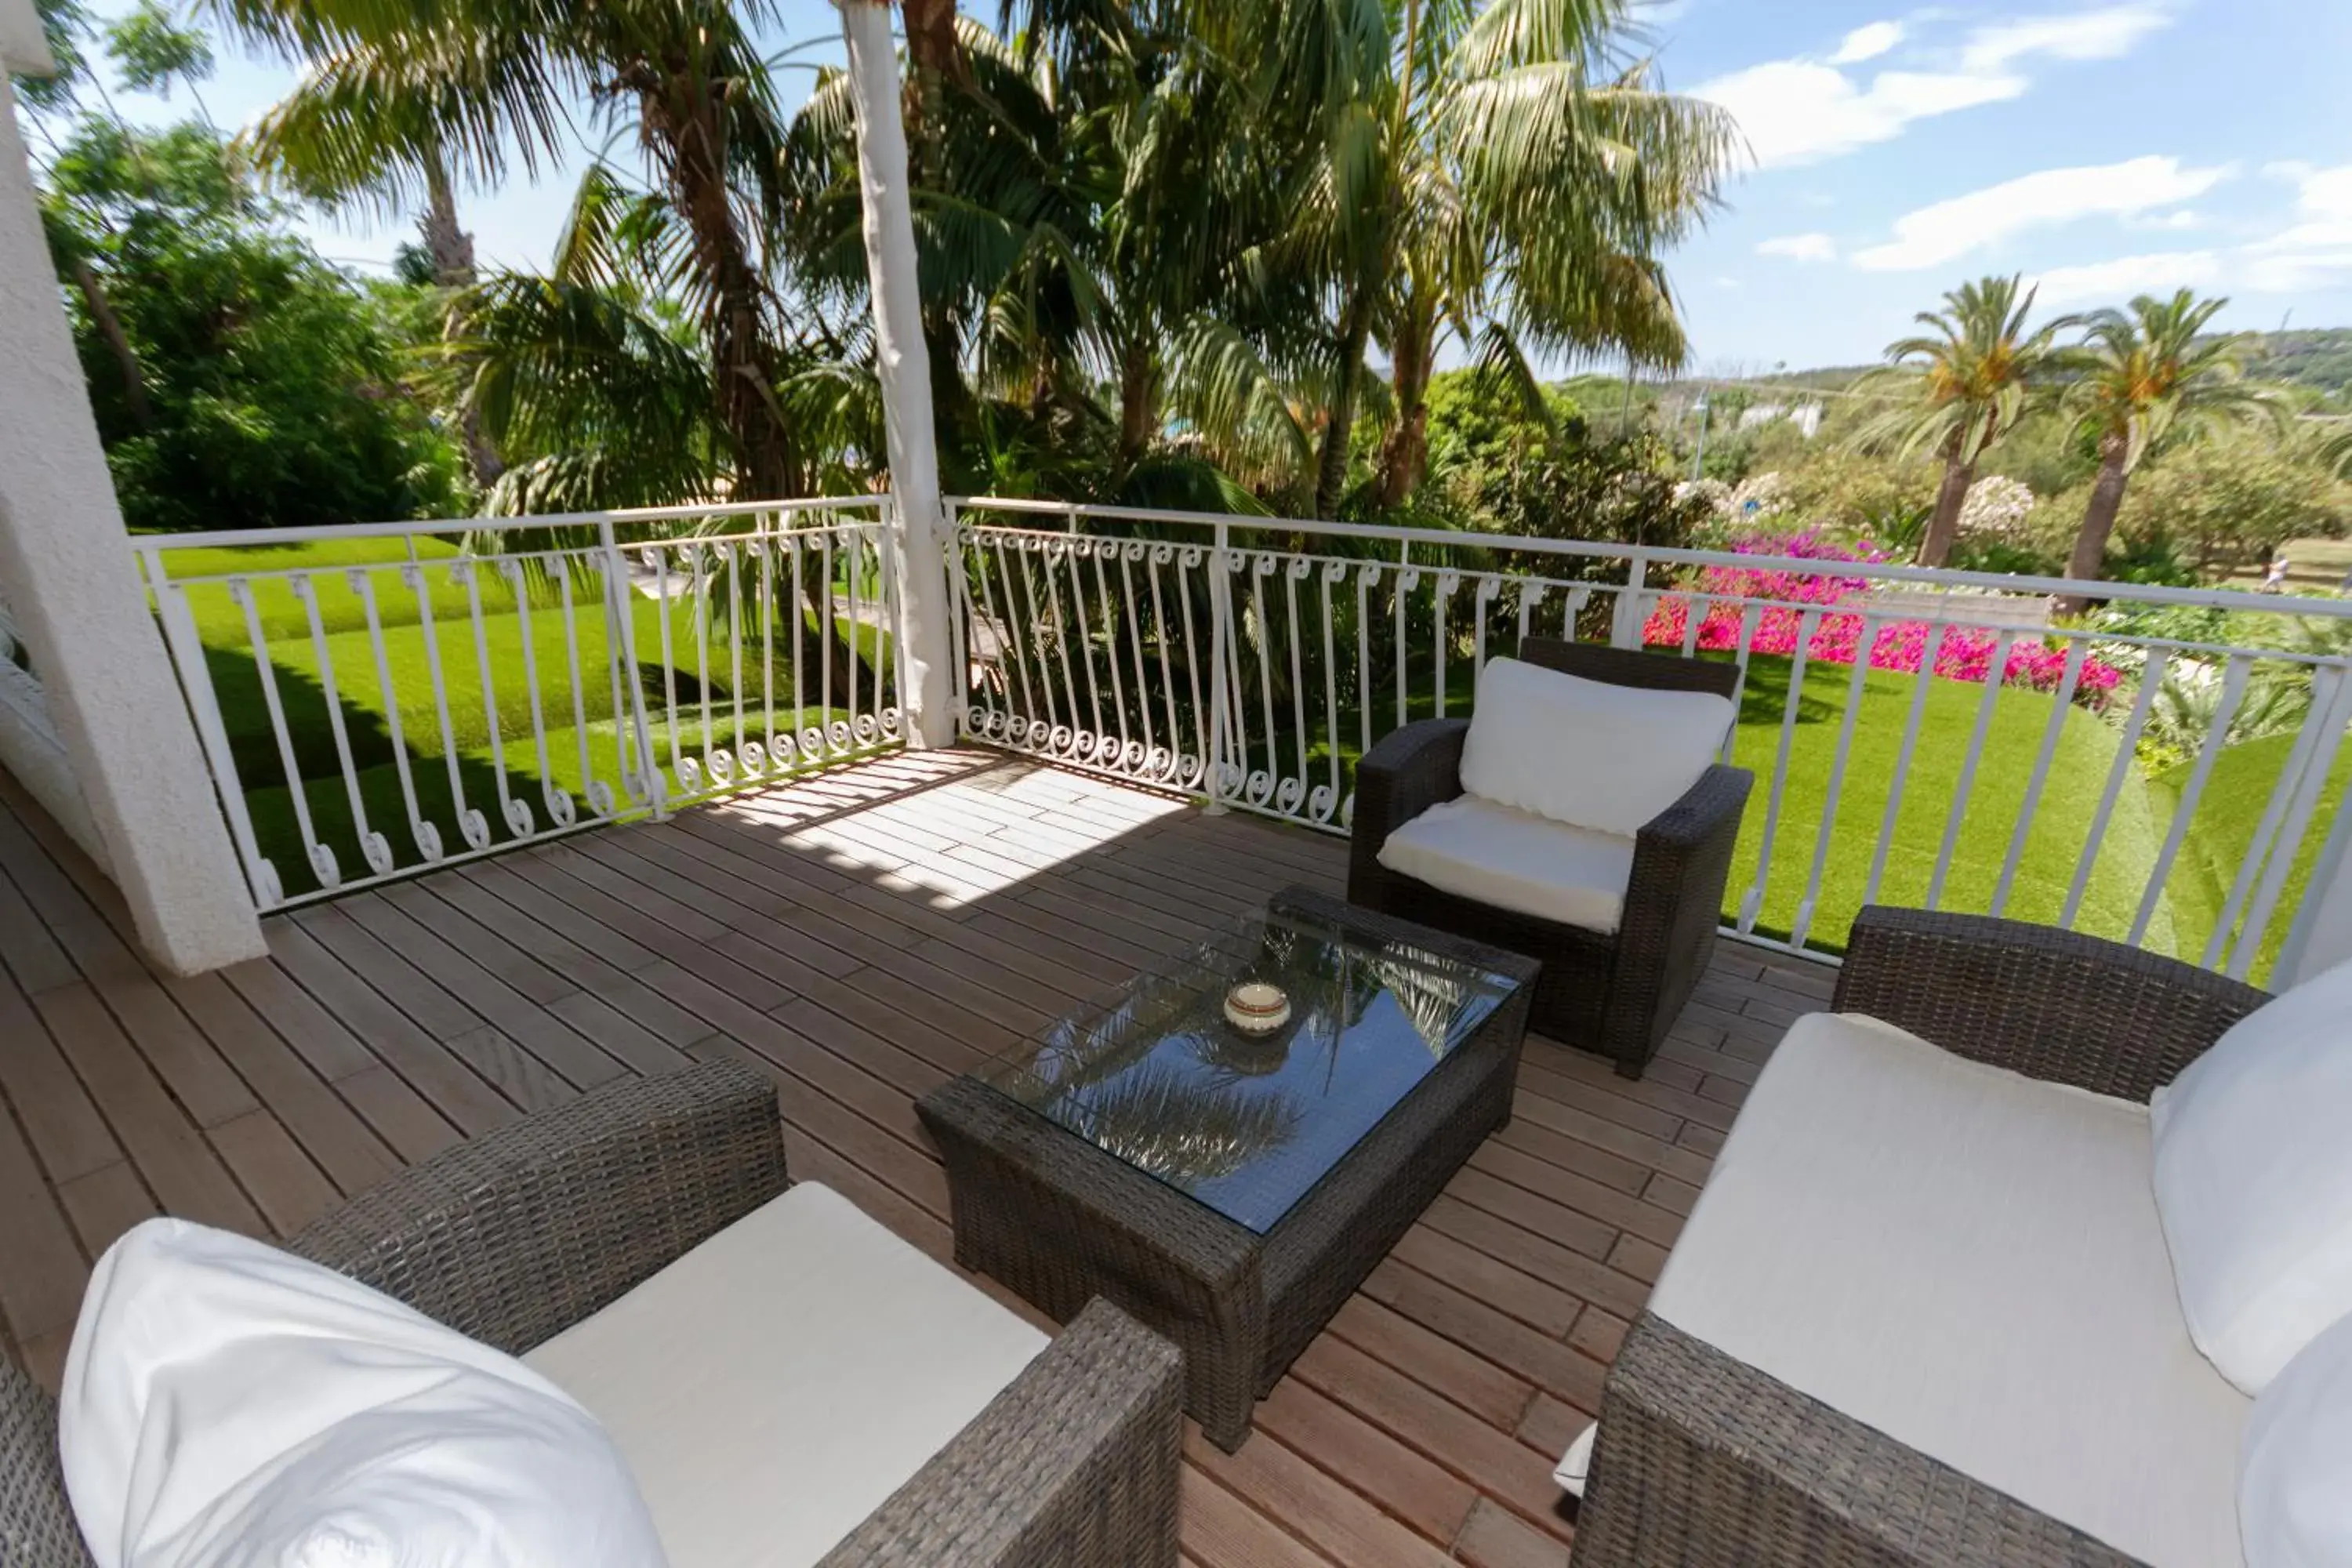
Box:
[2242,328,2352,400]
[1633,328,2352,406]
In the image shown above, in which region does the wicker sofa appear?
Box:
[0,1059,1184,1568]
[1348,637,1753,1078]
[1570,907,2272,1568]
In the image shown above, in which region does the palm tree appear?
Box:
[1274,0,1733,518]
[2057,289,2281,605]
[1849,275,2073,568]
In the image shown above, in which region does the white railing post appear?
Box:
[1205,519,1232,815]
[1610,551,1651,648]
[599,517,667,822]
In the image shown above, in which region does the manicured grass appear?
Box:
[2151,731,2352,985]
[157,536,474,642]
[1719,655,2172,956]
[154,536,896,898]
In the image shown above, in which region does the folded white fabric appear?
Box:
[2240,1306,2352,1566]
[59,1218,669,1568]
[2151,955,2352,1395]
[1555,1421,1598,1499]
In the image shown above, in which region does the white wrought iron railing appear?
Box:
[948,496,2352,985]
[136,499,905,911]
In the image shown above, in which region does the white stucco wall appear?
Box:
[0,53,267,971]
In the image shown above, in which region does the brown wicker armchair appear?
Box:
[1348,637,1752,1078]
[1570,907,2271,1568]
[0,1061,1183,1568]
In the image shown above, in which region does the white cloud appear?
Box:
[2030,250,2223,306]
[1852,156,2230,270]
[2295,165,2352,221]
[1830,20,1904,64]
[2238,165,2352,291]
[1696,62,2025,168]
[1695,5,2175,171]
[1937,164,2352,310]
[1961,5,2173,72]
[1758,232,1838,262]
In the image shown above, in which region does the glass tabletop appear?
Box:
[972,904,1523,1232]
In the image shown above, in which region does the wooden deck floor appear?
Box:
[0,749,1831,1566]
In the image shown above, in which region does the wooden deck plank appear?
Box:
[0,1098,97,1344]
[0,968,124,1184]
[29,983,265,1237]
[0,747,1831,1565]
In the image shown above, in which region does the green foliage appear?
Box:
[1454,428,1710,557]
[42,118,462,532]
[103,0,214,102]
[1420,368,1582,480]
[1771,450,1938,542]
[2114,430,2352,577]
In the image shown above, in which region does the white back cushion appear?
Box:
[2153,956,2352,1395]
[1458,656,1732,836]
[2241,1307,2352,1568]
[60,1218,666,1568]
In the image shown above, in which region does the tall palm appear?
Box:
[2058,289,2281,602]
[1849,275,2072,568]
[1365,1,1725,510]
[1274,0,1733,517]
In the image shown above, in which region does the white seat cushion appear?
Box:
[1377,793,1634,934]
[1457,656,1731,835]
[524,1182,1049,1568]
[1650,1013,2251,1568]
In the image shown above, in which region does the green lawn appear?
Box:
[2151,730,2352,985]
[154,536,896,898]
[1719,656,2173,956]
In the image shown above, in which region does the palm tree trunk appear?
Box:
[1372,315,1435,510]
[2059,434,2132,615]
[1314,303,1374,520]
[898,0,964,191]
[641,82,865,707]
[1917,447,1973,568]
[71,256,151,430]
[1116,336,1159,473]
[419,156,506,494]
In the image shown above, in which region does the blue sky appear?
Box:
[1655,0,2352,368]
[49,0,2352,372]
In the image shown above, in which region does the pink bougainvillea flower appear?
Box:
[1639,533,2122,703]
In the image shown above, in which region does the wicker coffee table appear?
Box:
[916,886,1536,1449]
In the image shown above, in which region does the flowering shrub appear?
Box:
[1642,532,2125,702]
[1673,472,1792,524]
[1958,475,2037,539]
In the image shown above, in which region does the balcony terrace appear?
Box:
[0,745,1816,1566]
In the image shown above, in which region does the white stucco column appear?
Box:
[0,35,267,972]
[837,0,956,750]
